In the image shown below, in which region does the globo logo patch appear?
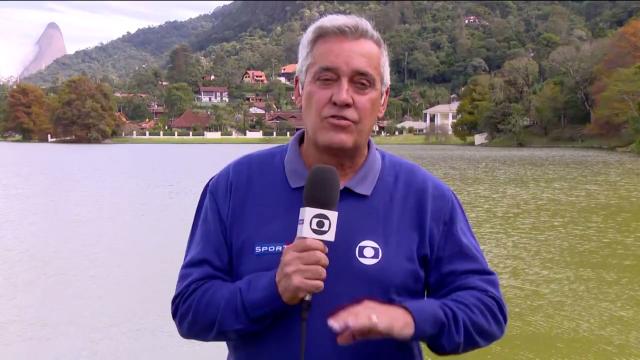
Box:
[355,240,382,265]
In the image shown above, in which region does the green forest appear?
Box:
[1,1,639,149]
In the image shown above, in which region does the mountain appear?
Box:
[22,1,640,89]
[20,22,67,79]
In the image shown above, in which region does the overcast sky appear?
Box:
[0,1,231,79]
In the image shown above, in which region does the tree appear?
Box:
[53,76,116,143]
[598,19,640,74]
[499,104,527,146]
[119,95,152,121]
[0,82,9,134]
[127,66,164,97]
[465,58,489,77]
[500,57,539,114]
[164,83,193,119]
[6,83,52,141]
[547,39,609,124]
[593,65,640,135]
[453,75,492,141]
[167,44,202,87]
[532,80,565,135]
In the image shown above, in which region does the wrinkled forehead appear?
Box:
[306,37,383,81]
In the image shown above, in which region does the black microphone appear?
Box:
[303,165,340,211]
[297,165,340,360]
[297,165,340,244]
[297,164,340,301]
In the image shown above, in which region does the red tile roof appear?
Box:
[266,111,304,129]
[139,119,156,130]
[172,109,212,129]
[243,70,267,83]
[280,64,297,74]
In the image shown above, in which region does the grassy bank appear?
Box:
[486,126,638,151]
[109,134,470,145]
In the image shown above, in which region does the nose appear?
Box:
[331,80,353,107]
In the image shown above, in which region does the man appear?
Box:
[172,14,507,359]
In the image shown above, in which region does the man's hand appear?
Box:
[276,237,329,305]
[327,300,415,345]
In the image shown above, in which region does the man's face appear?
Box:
[295,36,389,153]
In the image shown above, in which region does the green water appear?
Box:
[381,146,640,359]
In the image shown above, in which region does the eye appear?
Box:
[317,76,335,85]
[354,79,372,90]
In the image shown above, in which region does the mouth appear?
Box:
[325,115,355,127]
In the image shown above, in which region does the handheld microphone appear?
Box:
[297,165,340,360]
[297,165,340,302]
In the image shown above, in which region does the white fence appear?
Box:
[119,131,292,139]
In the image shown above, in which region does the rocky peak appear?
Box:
[19,22,67,79]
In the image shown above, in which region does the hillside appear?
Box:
[24,1,640,91]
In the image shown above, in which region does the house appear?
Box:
[396,121,427,134]
[171,109,212,130]
[423,101,460,134]
[265,110,304,130]
[277,64,297,85]
[147,101,165,121]
[372,120,389,133]
[249,106,266,115]
[464,16,488,25]
[195,86,229,104]
[242,70,268,84]
[244,93,266,109]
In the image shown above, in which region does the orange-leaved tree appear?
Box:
[6,83,52,141]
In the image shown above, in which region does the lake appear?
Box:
[0,142,638,359]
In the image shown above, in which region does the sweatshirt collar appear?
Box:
[284,130,381,196]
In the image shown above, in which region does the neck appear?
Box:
[300,138,368,186]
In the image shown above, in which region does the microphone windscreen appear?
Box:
[303,165,340,210]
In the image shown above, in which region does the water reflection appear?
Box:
[0,143,638,359]
[383,145,640,359]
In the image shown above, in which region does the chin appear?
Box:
[316,133,360,152]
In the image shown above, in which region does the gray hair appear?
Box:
[296,14,390,93]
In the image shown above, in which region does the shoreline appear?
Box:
[2,136,637,153]
[107,134,469,145]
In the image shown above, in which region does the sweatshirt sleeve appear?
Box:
[402,190,508,355]
[171,170,289,341]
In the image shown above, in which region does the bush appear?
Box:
[632,139,640,154]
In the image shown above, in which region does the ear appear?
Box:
[377,86,390,118]
[294,76,303,108]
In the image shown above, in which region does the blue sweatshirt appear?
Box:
[172,133,507,359]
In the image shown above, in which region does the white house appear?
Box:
[195,86,229,104]
[423,101,460,134]
[396,121,427,134]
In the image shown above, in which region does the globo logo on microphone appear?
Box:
[309,213,331,235]
[297,207,338,242]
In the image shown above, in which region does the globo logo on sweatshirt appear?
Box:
[356,240,382,265]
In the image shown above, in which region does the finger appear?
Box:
[297,265,327,281]
[297,279,325,295]
[328,306,380,334]
[336,325,382,345]
[296,251,329,267]
[292,237,328,253]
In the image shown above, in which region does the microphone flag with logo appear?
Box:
[297,165,340,242]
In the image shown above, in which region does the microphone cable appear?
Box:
[300,297,312,360]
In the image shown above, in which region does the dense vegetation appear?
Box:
[2,1,639,148]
